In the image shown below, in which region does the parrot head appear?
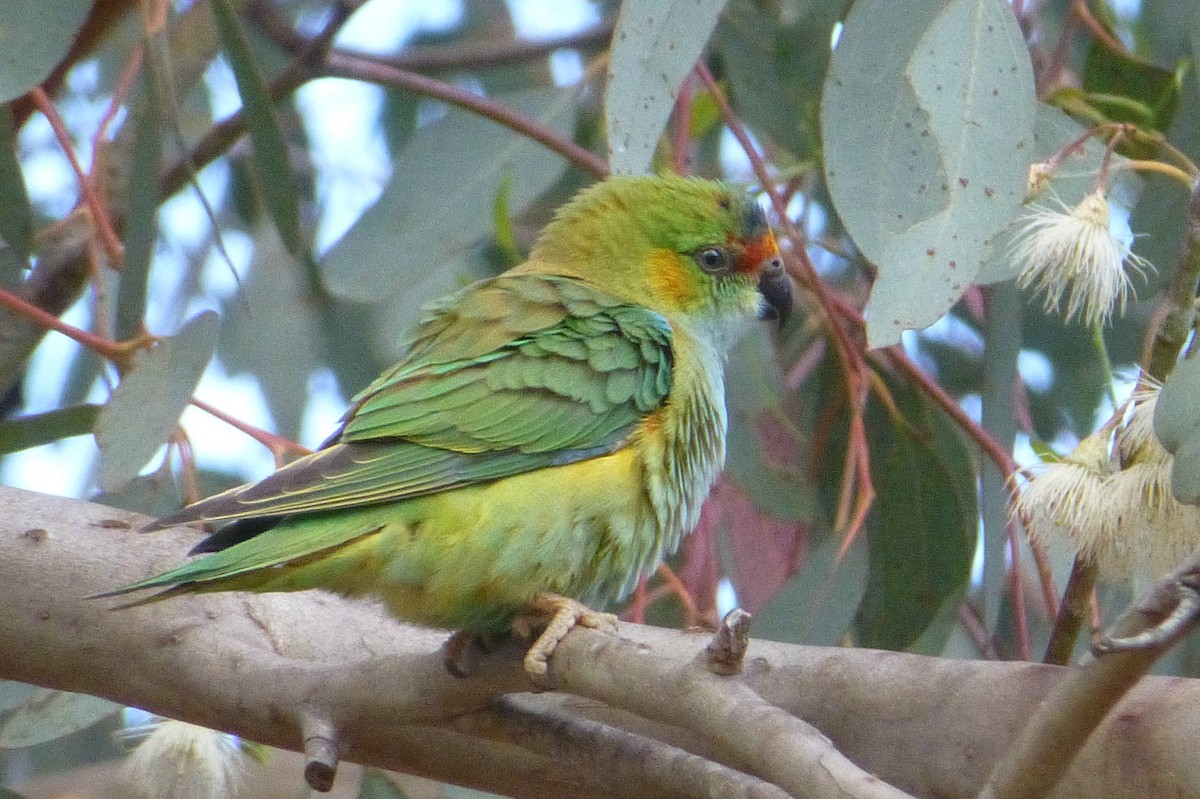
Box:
[528,176,793,342]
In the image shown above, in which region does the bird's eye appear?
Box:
[695,247,730,274]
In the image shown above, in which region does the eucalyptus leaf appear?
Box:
[0,107,32,282]
[0,689,120,749]
[753,532,868,645]
[94,311,220,491]
[0,404,101,455]
[1155,353,1200,503]
[321,88,574,302]
[210,0,304,257]
[0,1,95,103]
[855,370,977,651]
[605,0,729,175]
[822,0,1035,347]
[116,68,164,341]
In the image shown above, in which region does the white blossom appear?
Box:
[1010,190,1150,327]
[122,720,245,799]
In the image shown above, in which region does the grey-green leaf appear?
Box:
[605,0,729,175]
[0,404,101,455]
[321,88,574,303]
[822,0,1035,347]
[0,689,120,748]
[0,1,95,103]
[94,311,220,491]
[753,532,868,645]
[1155,352,1200,503]
[210,0,303,256]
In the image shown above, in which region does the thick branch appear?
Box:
[3,486,1200,799]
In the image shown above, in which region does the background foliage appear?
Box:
[2,0,1200,796]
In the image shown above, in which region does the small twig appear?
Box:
[1072,0,1127,54]
[0,286,134,364]
[189,397,311,462]
[704,609,752,676]
[656,562,702,625]
[247,0,614,74]
[1042,556,1098,665]
[978,555,1200,799]
[29,88,125,269]
[301,713,340,792]
[1145,178,1200,380]
[323,53,609,179]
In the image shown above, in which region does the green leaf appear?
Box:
[0,106,32,284]
[724,329,814,521]
[321,88,574,303]
[753,532,868,645]
[1082,43,1183,135]
[0,689,120,748]
[210,0,304,257]
[0,1,96,103]
[94,311,220,491]
[605,0,729,175]
[714,0,849,160]
[0,404,101,455]
[115,67,165,341]
[356,768,411,799]
[822,0,1035,346]
[855,371,977,651]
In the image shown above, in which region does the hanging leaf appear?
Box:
[321,88,574,303]
[605,0,729,175]
[0,1,95,103]
[855,369,978,651]
[0,688,120,748]
[210,0,304,257]
[822,0,1035,347]
[0,106,32,284]
[754,530,868,646]
[94,311,220,491]
[115,66,165,341]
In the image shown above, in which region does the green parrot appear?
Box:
[103,175,793,676]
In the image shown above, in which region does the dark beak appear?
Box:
[758,257,793,327]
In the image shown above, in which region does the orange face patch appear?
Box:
[733,232,780,274]
[647,249,698,309]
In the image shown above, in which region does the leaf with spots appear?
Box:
[606,0,729,175]
[822,0,1035,346]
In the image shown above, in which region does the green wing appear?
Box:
[149,273,674,527]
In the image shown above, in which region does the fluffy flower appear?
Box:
[1010,190,1150,327]
[122,719,245,799]
[1017,389,1200,582]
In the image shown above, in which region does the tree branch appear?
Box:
[3,486,1200,799]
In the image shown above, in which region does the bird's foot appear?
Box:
[514,592,619,681]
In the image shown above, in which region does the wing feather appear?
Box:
[148,273,673,531]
